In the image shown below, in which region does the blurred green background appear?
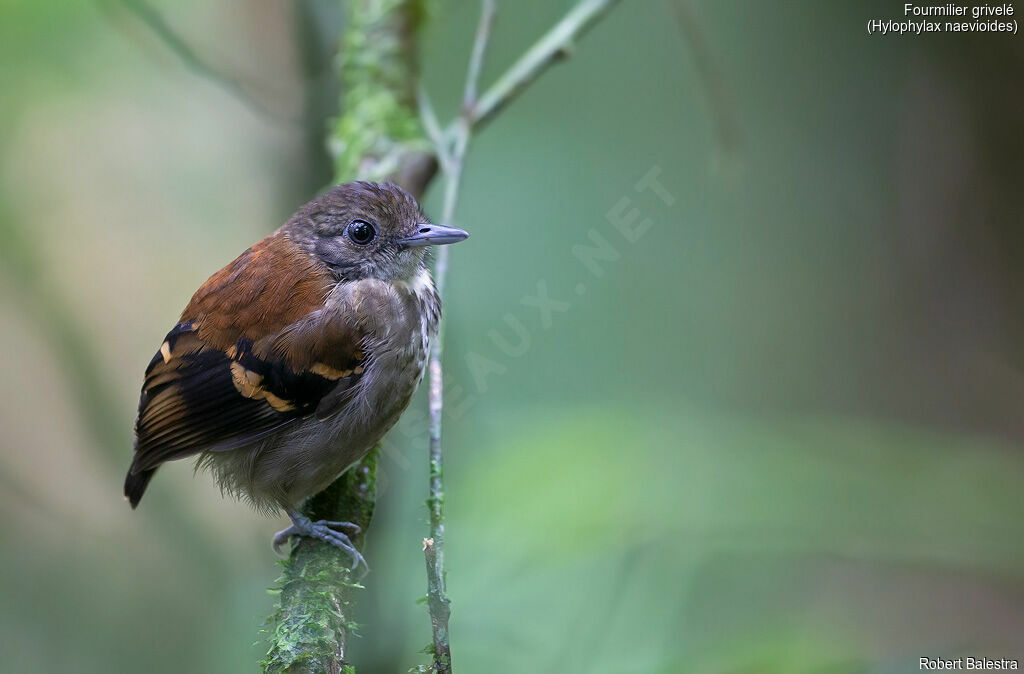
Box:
[2,1,1023,672]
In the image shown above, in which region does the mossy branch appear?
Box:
[263,1,432,672]
[329,0,438,197]
[263,0,621,670]
[262,454,376,673]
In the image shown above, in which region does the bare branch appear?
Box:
[458,0,622,134]
[423,3,496,672]
[462,0,498,113]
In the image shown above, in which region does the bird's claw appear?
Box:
[272,525,300,557]
[272,517,367,575]
[321,520,361,534]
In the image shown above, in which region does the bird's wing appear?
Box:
[128,233,366,477]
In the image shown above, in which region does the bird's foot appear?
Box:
[273,510,366,573]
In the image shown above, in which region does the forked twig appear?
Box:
[453,0,622,136]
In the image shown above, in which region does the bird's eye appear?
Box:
[346,220,376,245]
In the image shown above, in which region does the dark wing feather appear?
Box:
[125,233,366,507]
[131,327,299,473]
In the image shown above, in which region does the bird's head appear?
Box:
[283,181,468,282]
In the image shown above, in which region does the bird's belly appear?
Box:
[252,332,430,507]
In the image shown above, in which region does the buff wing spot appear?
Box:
[230,362,264,397]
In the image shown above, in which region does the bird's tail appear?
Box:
[124,467,156,509]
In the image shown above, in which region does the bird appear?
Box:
[123,181,468,569]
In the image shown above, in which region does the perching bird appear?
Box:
[123,181,468,569]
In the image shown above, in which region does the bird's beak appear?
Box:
[398,224,469,247]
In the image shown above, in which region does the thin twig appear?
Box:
[461,0,496,114]
[666,0,741,156]
[417,84,453,173]
[98,0,289,122]
[424,3,496,672]
[451,0,622,136]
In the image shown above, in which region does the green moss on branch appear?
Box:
[263,1,433,671]
[330,0,436,193]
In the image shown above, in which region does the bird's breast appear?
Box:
[252,269,441,506]
[340,267,440,423]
